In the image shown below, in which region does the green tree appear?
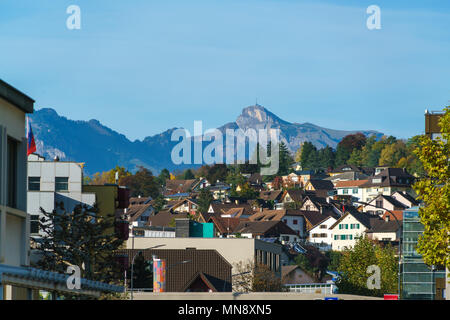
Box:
[318,145,335,170]
[197,187,214,214]
[157,168,171,186]
[336,237,398,297]
[206,164,228,183]
[413,106,450,267]
[119,166,161,198]
[347,148,363,166]
[378,140,408,167]
[132,253,153,289]
[335,133,367,166]
[31,203,124,298]
[300,142,316,170]
[183,168,195,179]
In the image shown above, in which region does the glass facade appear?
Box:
[401,207,446,300]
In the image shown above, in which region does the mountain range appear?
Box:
[29,105,383,175]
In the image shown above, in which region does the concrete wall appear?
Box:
[127,237,256,271]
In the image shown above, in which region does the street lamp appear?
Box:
[130,244,165,300]
[351,200,403,299]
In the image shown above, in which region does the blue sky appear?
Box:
[1,0,449,141]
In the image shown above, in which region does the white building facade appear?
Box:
[27,153,96,236]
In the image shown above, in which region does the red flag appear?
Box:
[27,118,36,156]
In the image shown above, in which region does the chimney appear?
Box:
[53,156,60,162]
[385,215,390,222]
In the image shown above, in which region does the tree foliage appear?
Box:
[413,106,450,267]
[31,203,124,298]
[336,237,398,297]
[232,260,285,292]
[119,166,161,198]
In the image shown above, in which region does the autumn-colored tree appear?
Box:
[413,106,450,267]
[272,176,283,190]
[335,133,367,166]
[378,140,408,167]
[89,166,131,185]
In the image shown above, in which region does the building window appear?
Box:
[28,177,41,191]
[30,215,40,234]
[55,177,69,192]
[376,200,383,208]
[320,225,327,229]
[352,188,358,194]
[293,220,298,225]
[343,189,349,195]
[7,137,18,208]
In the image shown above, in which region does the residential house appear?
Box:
[206,202,254,220]
[364,194,408,215]
[307,215,337,251]
[278,189,307,209]
[300,195,341,218]
[329,165,374,177]
[168,198,199,215]
[329,209,374,251]
[390,191,420,208]
[164,179,200,198]
[359,168,416,203]
[208,182,230,201]
[334,180,368,202]
[208,216,243,238]
[324,171,369,185]
[126,199,155,231]
[248,209,306,239]
[365,217,402,243]
[303,179,334,198]
[233,220,300,243]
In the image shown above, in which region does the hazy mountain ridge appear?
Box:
[29,105,383,175]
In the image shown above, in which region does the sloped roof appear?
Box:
[209,216,245,234]
[329,209,373,230]
[209,202,254,216]
[117,248,232,292]
[307,180,334,190]
[129,196,152,205]
[127,203,154,222]
[335,180,369,188]
[146,211,188,227]
[367,219,401,233]
[392,191,420,206]
[297,210,330,229]
[360,168,415,188]
[282,189,305,202]
[259,190,283,201]
[234,220,297,236]
[165,179,198,195]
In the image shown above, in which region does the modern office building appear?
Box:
[401,207,446,300]
[27,153,97,237]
